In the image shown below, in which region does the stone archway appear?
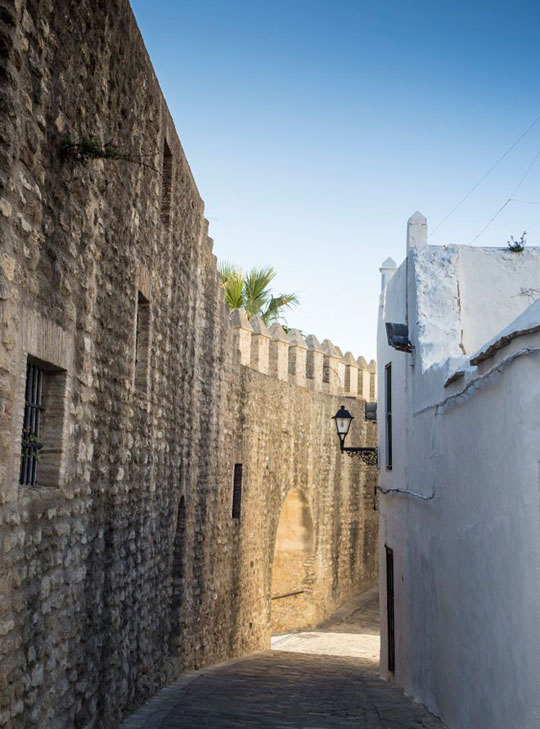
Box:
[270,489,316,634]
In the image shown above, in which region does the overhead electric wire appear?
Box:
[509,146,540,196]
[468,145,540,243]
[468,199,513,244]
[525,213,540,232]
[430,112,540,239]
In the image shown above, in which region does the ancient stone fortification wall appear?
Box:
[0,2,378,728]
[226,313,378,641]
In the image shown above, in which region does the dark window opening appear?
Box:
[232,464,242,519]
[385,363,392,469]
[161,139,173,227]
[386,546,395,672]
[135,291,150,392]
[20,363,44,485]
[365,401,377,421]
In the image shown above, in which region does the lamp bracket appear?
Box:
[341,446,378,466]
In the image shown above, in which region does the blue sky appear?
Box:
[130,0,540,359]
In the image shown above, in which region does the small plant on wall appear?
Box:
[507,231,526,252]
[60,135,158,170]
[20,428,42,461]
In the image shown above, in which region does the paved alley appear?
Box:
[270,587,380,660]
[118,589,446,729]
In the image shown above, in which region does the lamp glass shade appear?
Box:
[336,417,350,435]
[333,405,353,436]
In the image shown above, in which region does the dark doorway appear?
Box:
[385,546,395,672]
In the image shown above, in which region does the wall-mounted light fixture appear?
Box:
[385,322,412,353]
[332,405,378,466]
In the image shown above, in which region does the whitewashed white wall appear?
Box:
[377,224,540,729]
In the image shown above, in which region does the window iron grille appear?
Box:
[20,363,44,485]
[232,464,242,519]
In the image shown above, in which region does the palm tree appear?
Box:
[218,262,299,326]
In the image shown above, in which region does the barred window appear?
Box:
[232,464,243,519]
[20,363,44,485]
[19,357,68,488]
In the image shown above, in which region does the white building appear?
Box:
[377,212,540,729]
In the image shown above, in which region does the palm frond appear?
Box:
[243,267,276,318]
[223,274,244,310]
[218,261,244,309]
[218,260,299,324]
[218,260,242,284]
[262,292,299,325]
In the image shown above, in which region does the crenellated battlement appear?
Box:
[230,309,377,401]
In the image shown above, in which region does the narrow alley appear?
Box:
[119,591,446,729]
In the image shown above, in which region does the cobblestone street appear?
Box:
[119,590,447,729]
[271,587,381,660]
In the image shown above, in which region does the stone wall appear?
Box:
[226,314,378,643]
[0,2,378,728]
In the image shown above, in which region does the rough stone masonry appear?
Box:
[0,1,378,727]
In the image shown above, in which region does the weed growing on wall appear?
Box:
[507,231,527,252]
[60,135,158,170]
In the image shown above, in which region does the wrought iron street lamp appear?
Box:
[332,405,378,466]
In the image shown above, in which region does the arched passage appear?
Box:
[271,489,316,633]
[169,495,186,655]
